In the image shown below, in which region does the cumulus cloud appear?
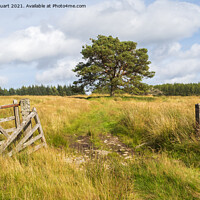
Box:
[60,0,200,44]
[36,59,77,84]
[149,42,200,84]
[150,42,181,63]
[0,25,82,64]
[1,0,200,85]
[180,43,200,58]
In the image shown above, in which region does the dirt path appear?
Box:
[69,133,134,159]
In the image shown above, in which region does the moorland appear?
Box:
[0,95,199,199]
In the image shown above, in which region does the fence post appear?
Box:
[20,99,32,134]
[13,100,20,128]
[195,104,200,126]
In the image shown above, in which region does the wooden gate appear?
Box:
[0,99,47,156]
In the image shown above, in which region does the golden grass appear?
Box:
[0,95,200,199]
[0,148,99,200]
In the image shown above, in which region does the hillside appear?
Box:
[0,95,199,199]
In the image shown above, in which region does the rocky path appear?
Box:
[65,133,134,165]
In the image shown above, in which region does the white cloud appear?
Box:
[149,42,200,84]
[1,0,200,86]
[36,59,77,84]
[180,43,200,58]
[0,25,82,64]
[150,42,181,63]
[60,0,200,44]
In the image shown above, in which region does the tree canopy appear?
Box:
[73,35,155,96]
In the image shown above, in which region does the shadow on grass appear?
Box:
[72,95,157,102]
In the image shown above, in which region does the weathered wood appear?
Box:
[10,124,40,155]
[13,100,20,128]
[34,108,47,147]
[0,140,5,146]
[22,134,42,149]
[0,111,36,153]
[9,134,43,156]
[195,104,200,125]
[0,116,15,123]
[0,103,19,109]
[0,126,9,138]
[5,128,16,133]
[0,100,47,156]
[28,143,45,155]
[10,143,46,156]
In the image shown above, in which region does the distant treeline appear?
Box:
[3,83,200,96]
[154,83,200,96]
[0,85,85,96]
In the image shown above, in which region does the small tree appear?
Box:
[73,35,155,96]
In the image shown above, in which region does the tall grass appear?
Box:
[119,101,195,146]
[0,149,98,200]
[0,149,199,200]
[0,95,200,199]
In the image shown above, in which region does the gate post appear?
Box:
[20,99,32,134]
[13,100,20,128]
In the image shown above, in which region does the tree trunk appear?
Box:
[110,85,115,96]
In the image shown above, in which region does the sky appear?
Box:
[0,0,200,88]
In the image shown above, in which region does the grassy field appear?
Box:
[0,95,200,199]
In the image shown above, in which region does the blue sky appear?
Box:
[0,0,200,88]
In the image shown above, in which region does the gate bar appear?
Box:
[0,104,19,109]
